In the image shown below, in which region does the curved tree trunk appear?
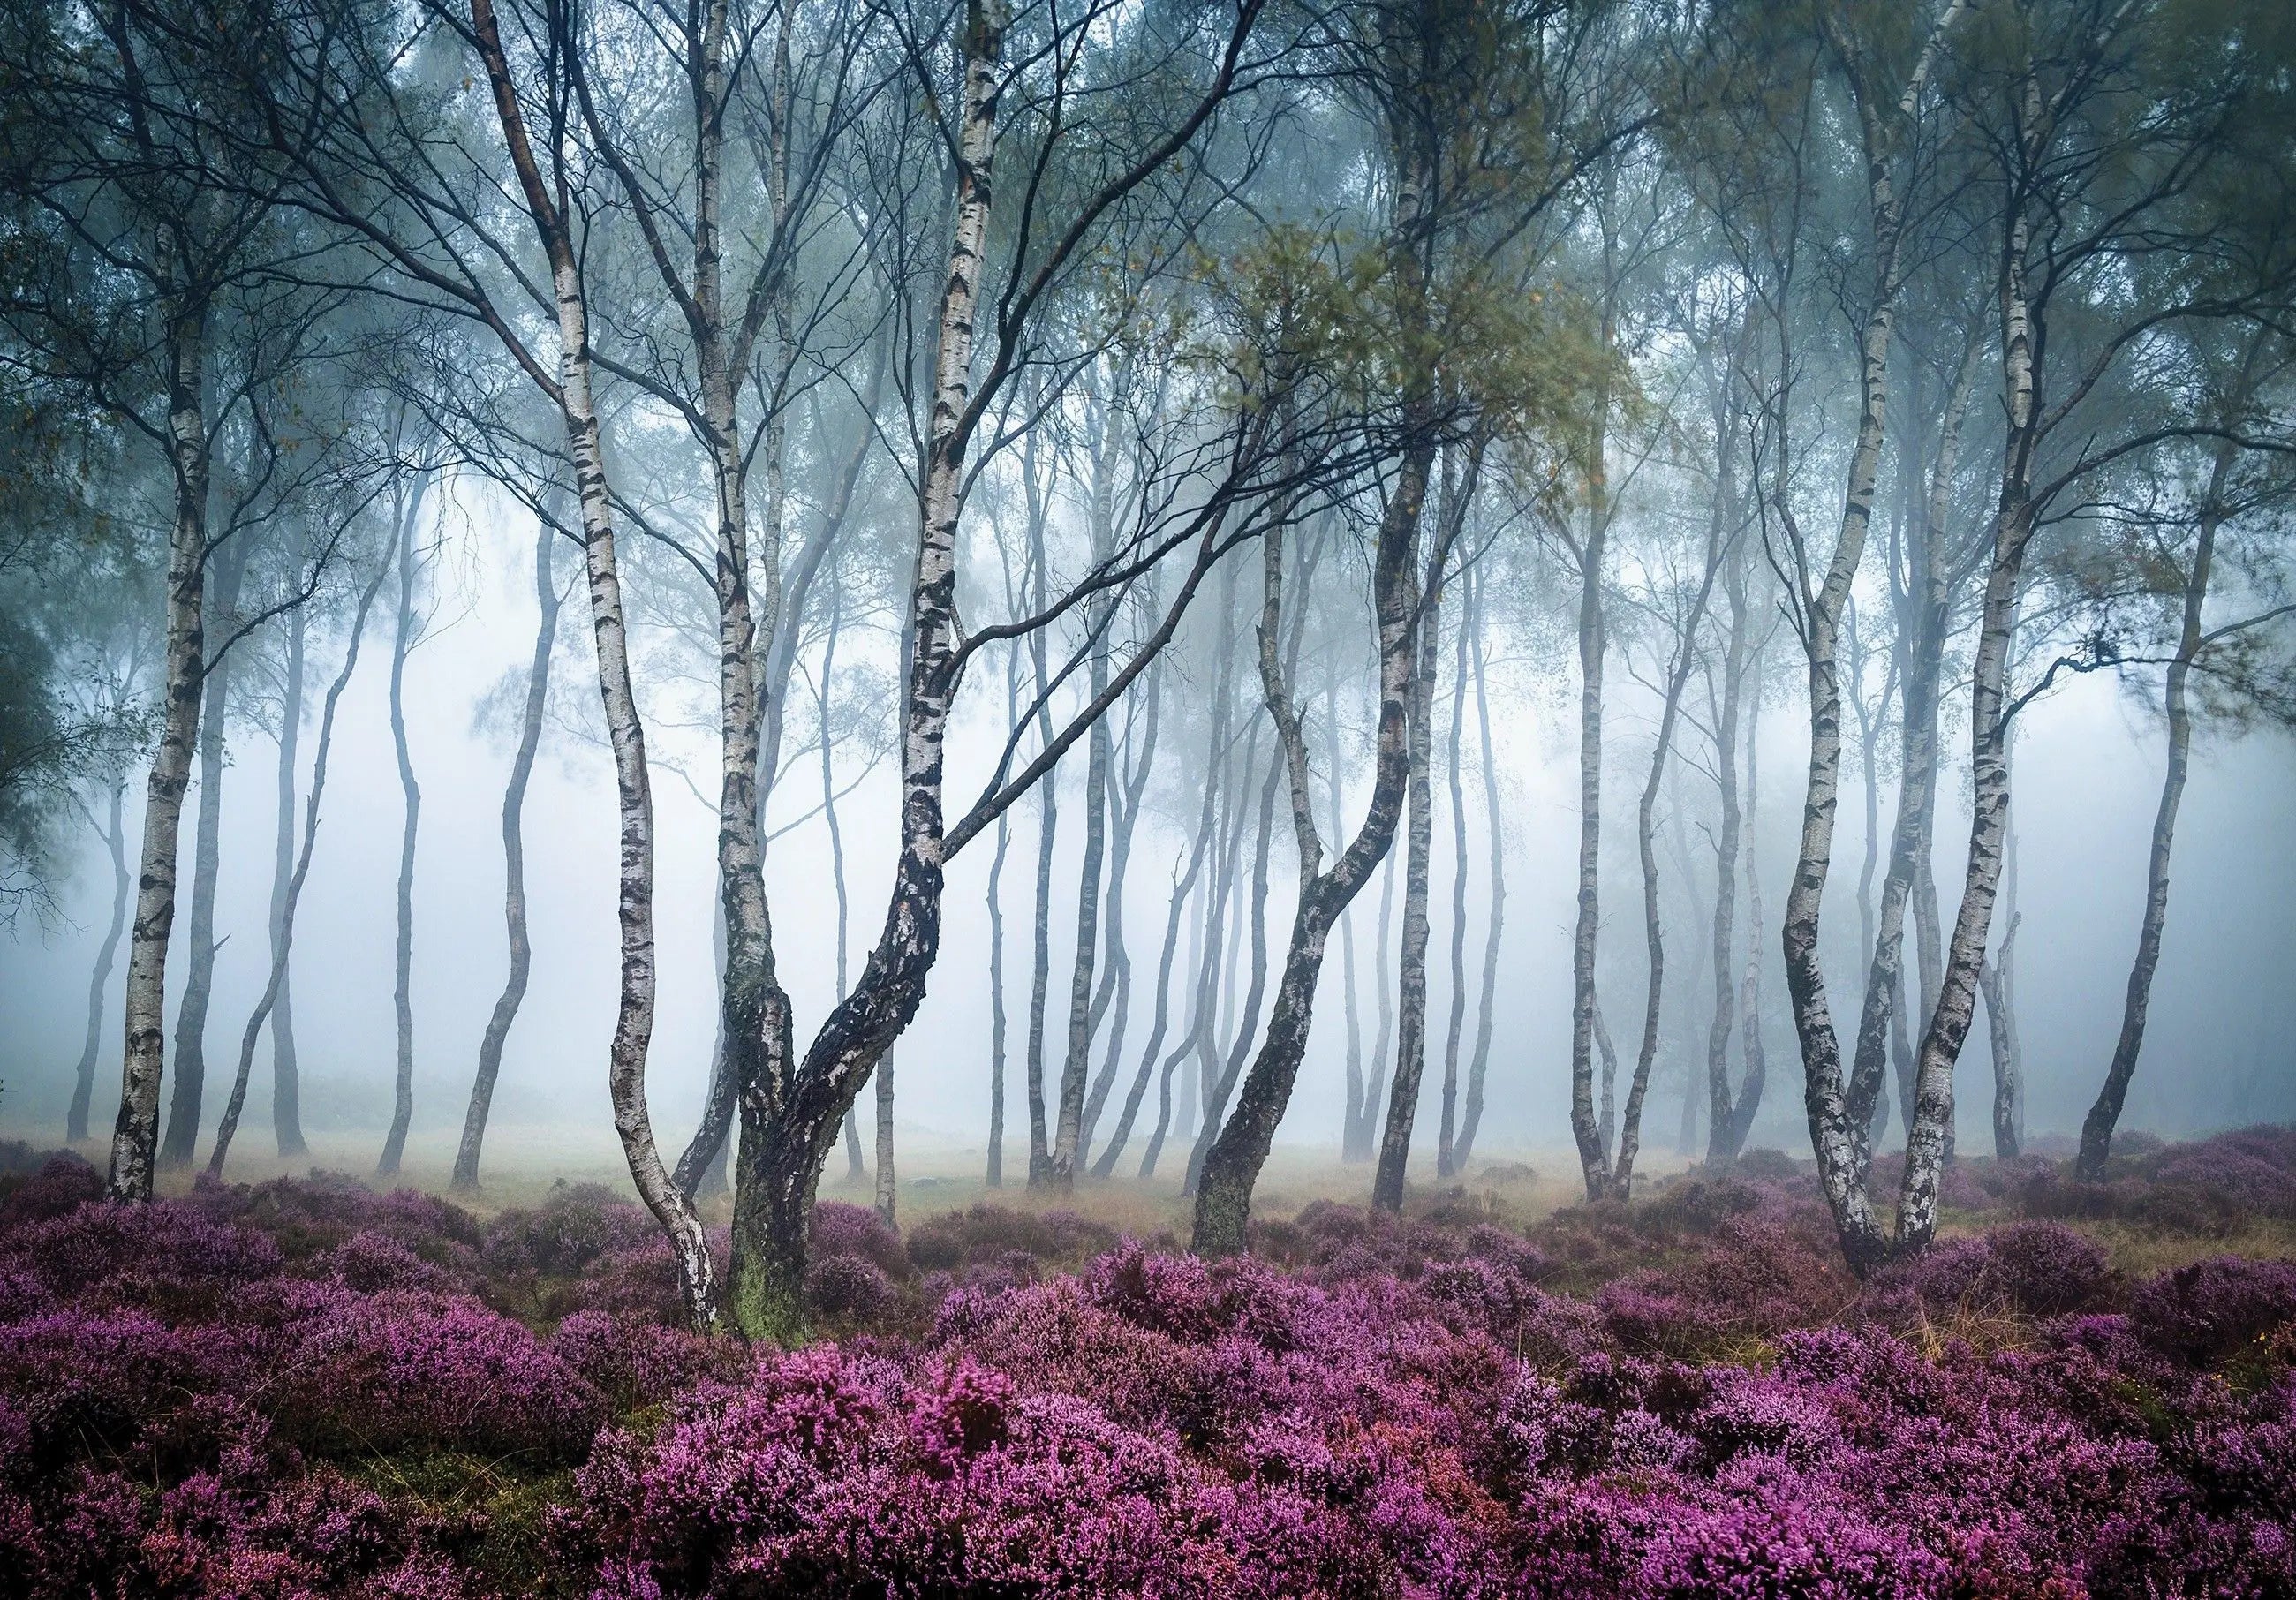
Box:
[2079,434,2230,1179]
[209,554,393,1175]
[159,535,247,1170]
[472,0,719,1325]
[453,516,559,1189]
[1194,420,1436,1249]
[378,479,426,1176]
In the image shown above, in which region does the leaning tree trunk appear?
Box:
[453,514,559,1189]
[159,536,247,1169]
[269,611,309,1158]
[1452,566,1505,1168]
[1194,424,1431,1251]
[472,0,718,1325]
[378,479,427,1176]
[727,0,1006,1340]
[110,302,213,1202]
[209,553,393,1175]
[2078,433,2231,1181]
[71,778,133,1144]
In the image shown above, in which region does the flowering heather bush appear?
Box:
[1,1136,2292,1596]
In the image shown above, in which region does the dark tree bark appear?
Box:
[159,536,248,1169]
[378,477,427,1176]
[70,778,133,1144]
[209,551,394,1175]
[452,515,560,1189]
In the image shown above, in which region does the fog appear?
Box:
[4,0,2293,1330]
[7,467,2292,1177]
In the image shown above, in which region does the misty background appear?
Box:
[7,465,2291,1175]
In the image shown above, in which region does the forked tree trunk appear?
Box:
[453,515,560,1189]
[110,302,213,1202]
[472,0,718,1325]
[211,604,308,1169]
[209,555,393,1175]
[1195,418,1432,1249]
[160,536,247,1169]
[378,479,427,1176]
[71,779,133,1145]
[1894,192,2040,1254]
[1050,656,1111,1189]
[1784,0,1967,1277]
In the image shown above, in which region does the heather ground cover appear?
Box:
[2,1132,2292,1598]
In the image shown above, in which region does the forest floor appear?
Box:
[3,1124,2293,1596]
